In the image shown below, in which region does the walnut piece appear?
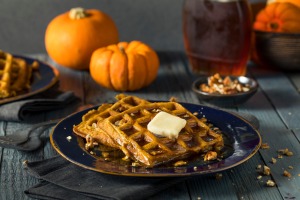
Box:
[266,180,276,187]
[200,73,251,95]
[204,151,218,161]
[263,165,271,175]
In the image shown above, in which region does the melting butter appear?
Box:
[147,111,186,139]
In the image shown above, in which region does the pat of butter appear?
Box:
[147,111,186,139]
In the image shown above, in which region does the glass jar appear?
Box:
[183,0,252,76]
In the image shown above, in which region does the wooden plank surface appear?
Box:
[1,53,299,200]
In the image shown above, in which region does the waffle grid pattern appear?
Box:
[73,94,224,167]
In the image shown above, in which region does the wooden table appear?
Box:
[1,52,299,200]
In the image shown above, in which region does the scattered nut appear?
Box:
[66,135,72,142]
[263,165,271,176]
[200,73,251,95]
[283,170,292,178]
[278,148,293,156]
[174,160,187,167]
[256,164,262,170]
[261,143,270,149]
[270,157,277,164]
[266,180,276,187]
[204,151,218,161]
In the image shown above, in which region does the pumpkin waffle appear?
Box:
[73,94,224,167]
[0,50,39,98]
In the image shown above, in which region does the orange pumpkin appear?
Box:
[45,7,119,70]
[268,0,300,8]
[90,41,160,91]
[253,2,300,33]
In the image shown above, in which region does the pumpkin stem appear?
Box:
[69,7,88,20]
[119,46,126,54]
[269,22,279,31]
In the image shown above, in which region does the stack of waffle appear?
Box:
[0,50,39,98]
[73,94,224,167]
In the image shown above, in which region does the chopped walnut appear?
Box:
[256,164,262,170]
[261,143,270,149]
[283,170,292,178]
[263,165,271,176]
[174,160,187,167]
[270,157,277,164]
[266,180,276,187]
[204,151,218,161]
[66,136,72,142]
[278,148,293,156]
[200,73,252,95]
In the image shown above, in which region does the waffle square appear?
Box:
[73,94,224,167]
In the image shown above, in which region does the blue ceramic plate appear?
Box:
[50,102,261,177]
[0,55,59,105]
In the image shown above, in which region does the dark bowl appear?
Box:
[192,75,258,107]
[254,31,300,71]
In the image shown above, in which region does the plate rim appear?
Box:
[50,102,262,177]
[0,55,59,105]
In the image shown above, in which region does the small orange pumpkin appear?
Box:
[45,7,119,70]
[253,2,300,33]
[268,0,300,8]
[90,41,160,91]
